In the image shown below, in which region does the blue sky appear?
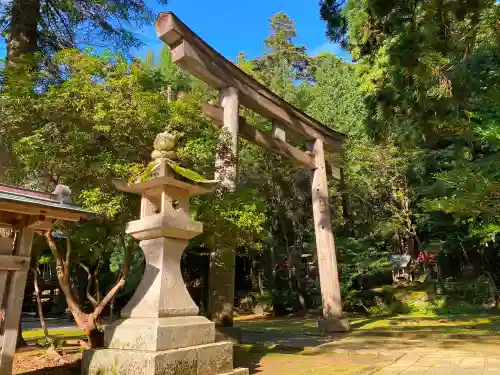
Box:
[0,0,350,61]
[137,0,350,61]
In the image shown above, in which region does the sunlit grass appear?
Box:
[22,328,85,340]
[235,313,500,337]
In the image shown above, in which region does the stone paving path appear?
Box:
[242,331,500,375]
[373,350,500,375]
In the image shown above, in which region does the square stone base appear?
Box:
[82,341,248,375]
[104,316,215,351]
[317,317,350,332]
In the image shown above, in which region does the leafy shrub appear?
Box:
[441,276,496,307]
[368,296,410,316]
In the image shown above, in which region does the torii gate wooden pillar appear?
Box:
[154,12,350,332]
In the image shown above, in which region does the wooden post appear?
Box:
[310,139,350,332]
[0,225,35,375]
[0,235,13,322]
[214,87,239,191]
[272,121,286,142]
[208,87,239,331]
[166,86,173,103]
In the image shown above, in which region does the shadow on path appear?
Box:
[234,345,304,374]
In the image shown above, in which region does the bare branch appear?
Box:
[43,231,81,313]
[64,236,72,271]
[78,262,98,308]
[94,255,103,304]
[44,231,63,265]
[31,267,51,341]
[92,237,130,320]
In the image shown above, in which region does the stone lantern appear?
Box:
[83,132,247,375]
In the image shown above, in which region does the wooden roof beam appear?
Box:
[0,254,30,271]
[202,103,315,169]
[0,202,85,222]
[0,212,56,231]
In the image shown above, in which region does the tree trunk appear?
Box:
[109,297,115,323]
[44,232,129,348]
[7,0,40,62]
[257,268,264,296]
[292,215,307,311]
[208,239,235,326]
[31,267,50,342]
[270,245,276,293]
[340,168,354,236]
[250,259,257,291]
[93,259,102,304]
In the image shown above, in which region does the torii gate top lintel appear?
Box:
[154,12,346,174]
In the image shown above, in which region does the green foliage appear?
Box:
[195,188,267,250]
[317,0,500,311]
[36,337,53,348]
[441,277,497,308]
[308,54,366,136]
[141,45,192,95]
[166,160,212,183]
[1,48,216,321]
[3,49,170,209]
[2,49,215,218]
[364,284,451,316]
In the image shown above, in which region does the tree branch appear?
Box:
[64,236,72,269]
[92,237,130,320]
[78,262,98,308]
[44,231,63,270]
[94,255,103,304]
[44,231,82,314]
[31,267,51,341]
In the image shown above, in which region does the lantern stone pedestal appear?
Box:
[83,160,248,375]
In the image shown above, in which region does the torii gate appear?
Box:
[154,12,350,332]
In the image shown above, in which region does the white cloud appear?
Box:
[309,42,351,61]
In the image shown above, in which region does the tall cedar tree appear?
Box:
[1,0,168,62]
